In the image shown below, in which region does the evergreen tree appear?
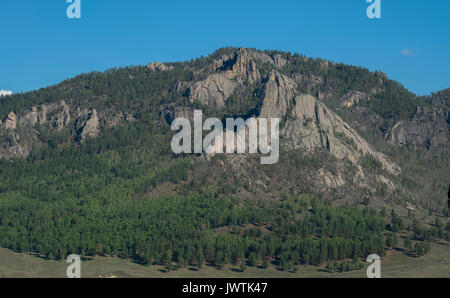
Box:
[404,236,412,250]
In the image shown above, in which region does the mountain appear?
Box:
[0,47,448,268]
[1,47,447,208]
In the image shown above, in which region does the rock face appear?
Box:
[188,48,291,109]
[147,62,173,72]
[385,103,450,156]
[272,54,287,68]
[188,74,237,109]
[386,88,450,156]
[0,102,140,159]
[77,109,100,142]
[255,70,400,174]
[340,91,367,107]
[316,168,345,190]
[18,101,71,129]
[53,101,71,131]
[222,49,261,84]
[188,49,266,108]
[259,70,298,118]
[19,107,39,126]
[0,133,29,159]
[234,48,287,69]
[4,112,17,130]
[0,96,137,159]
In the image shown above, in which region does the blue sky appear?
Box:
[0,0,449,95]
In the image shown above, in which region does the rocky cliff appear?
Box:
[385,88,450,156]
[162,49,404,198]
[0,100,133,158]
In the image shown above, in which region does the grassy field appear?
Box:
[0,242,448,278]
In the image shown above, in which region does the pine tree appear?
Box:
[404,236,412,250]
[248,253,259,267]
[240,260,247,272]
[414,242,424,256]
